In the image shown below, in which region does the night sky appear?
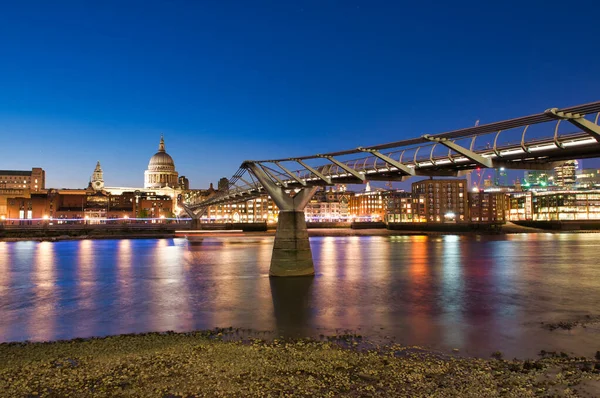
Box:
[1,1,599,189]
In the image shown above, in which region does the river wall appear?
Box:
[512,220,600,230]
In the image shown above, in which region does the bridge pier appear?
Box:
[271,210,314,276]
[191,218,202,230]
[182,205,205,231]
[245,162,318,276]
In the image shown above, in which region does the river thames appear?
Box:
[1,233,599,358]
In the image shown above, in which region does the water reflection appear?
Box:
[270,277,313,338]
[1,235,600,358]
[30,242,56,341]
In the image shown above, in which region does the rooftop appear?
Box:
[0,170,33,176]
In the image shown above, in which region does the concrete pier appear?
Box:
[191,218,202,230]
[270,211,314,276]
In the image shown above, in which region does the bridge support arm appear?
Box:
[317,155,366,182]
[244,161,318,277]
[259,164,288,188]
[545,108,600,141]
[182,204,207,230]
[274,162,307,186]
[295,159,332,184]
[357,148,415,176]
[422,135,494,168]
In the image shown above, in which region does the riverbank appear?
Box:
[3,222,600,241]
[1,331,599,397]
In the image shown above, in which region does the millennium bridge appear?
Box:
[184,101,600,277]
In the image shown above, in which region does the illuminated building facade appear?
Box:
[305,189,350,221]
[349,189,386,221]
[530,191,600,221]
[468,192,506,222]
[506,192,533,221]
[411,179,467,222]
[0,168,45,219]
[506,190,600,221]
[4,189,176,223]
[0,168,45,191]
[576,168,600,190]
[205,195,278,223]
[552,160,578,189]
[384,191,413,222]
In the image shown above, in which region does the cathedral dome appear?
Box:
[147,137,176,171]
[144,136,180,189]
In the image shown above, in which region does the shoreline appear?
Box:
[1,225,599,242]
[2,329,599,397]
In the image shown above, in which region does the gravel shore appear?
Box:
[2,330,600,397]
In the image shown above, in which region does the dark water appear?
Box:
[1,234,600,358]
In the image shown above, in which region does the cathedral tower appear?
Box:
[91,161,104,191]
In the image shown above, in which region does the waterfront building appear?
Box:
[4,188,176,223]
[530,191,600,221]
[506,191,533,221]
[203,193,278,223]
[384,191,413,222]
[0,168,45,219]
[411,179,468,222]
[468,191,507,223]
[0,168,45,191]
[305,189,351,222]
[505,190,600,221]
[349,187,386,221]
[144,136,179,189]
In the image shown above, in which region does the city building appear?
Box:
[4,188,176,223]
[349,184,386,221]
[144,136,180,189]
[530,191,600,221]
[178,176,190,190]
[0,168,45,219]
[0,168,45,191]
[523,170,550,189]
[205,194,278,223]
[551,160,579,189]
[468,191,507,223]
[384,191,414,222]
[411,179,468,222]
[305,188,350,222]
[576,168,600,190]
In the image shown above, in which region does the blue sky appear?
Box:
[1,0,599,189]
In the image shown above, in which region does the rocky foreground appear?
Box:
[1,330,600,397]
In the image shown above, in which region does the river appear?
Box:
[1,233,599,358]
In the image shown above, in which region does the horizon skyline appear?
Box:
[2,1,599,189]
